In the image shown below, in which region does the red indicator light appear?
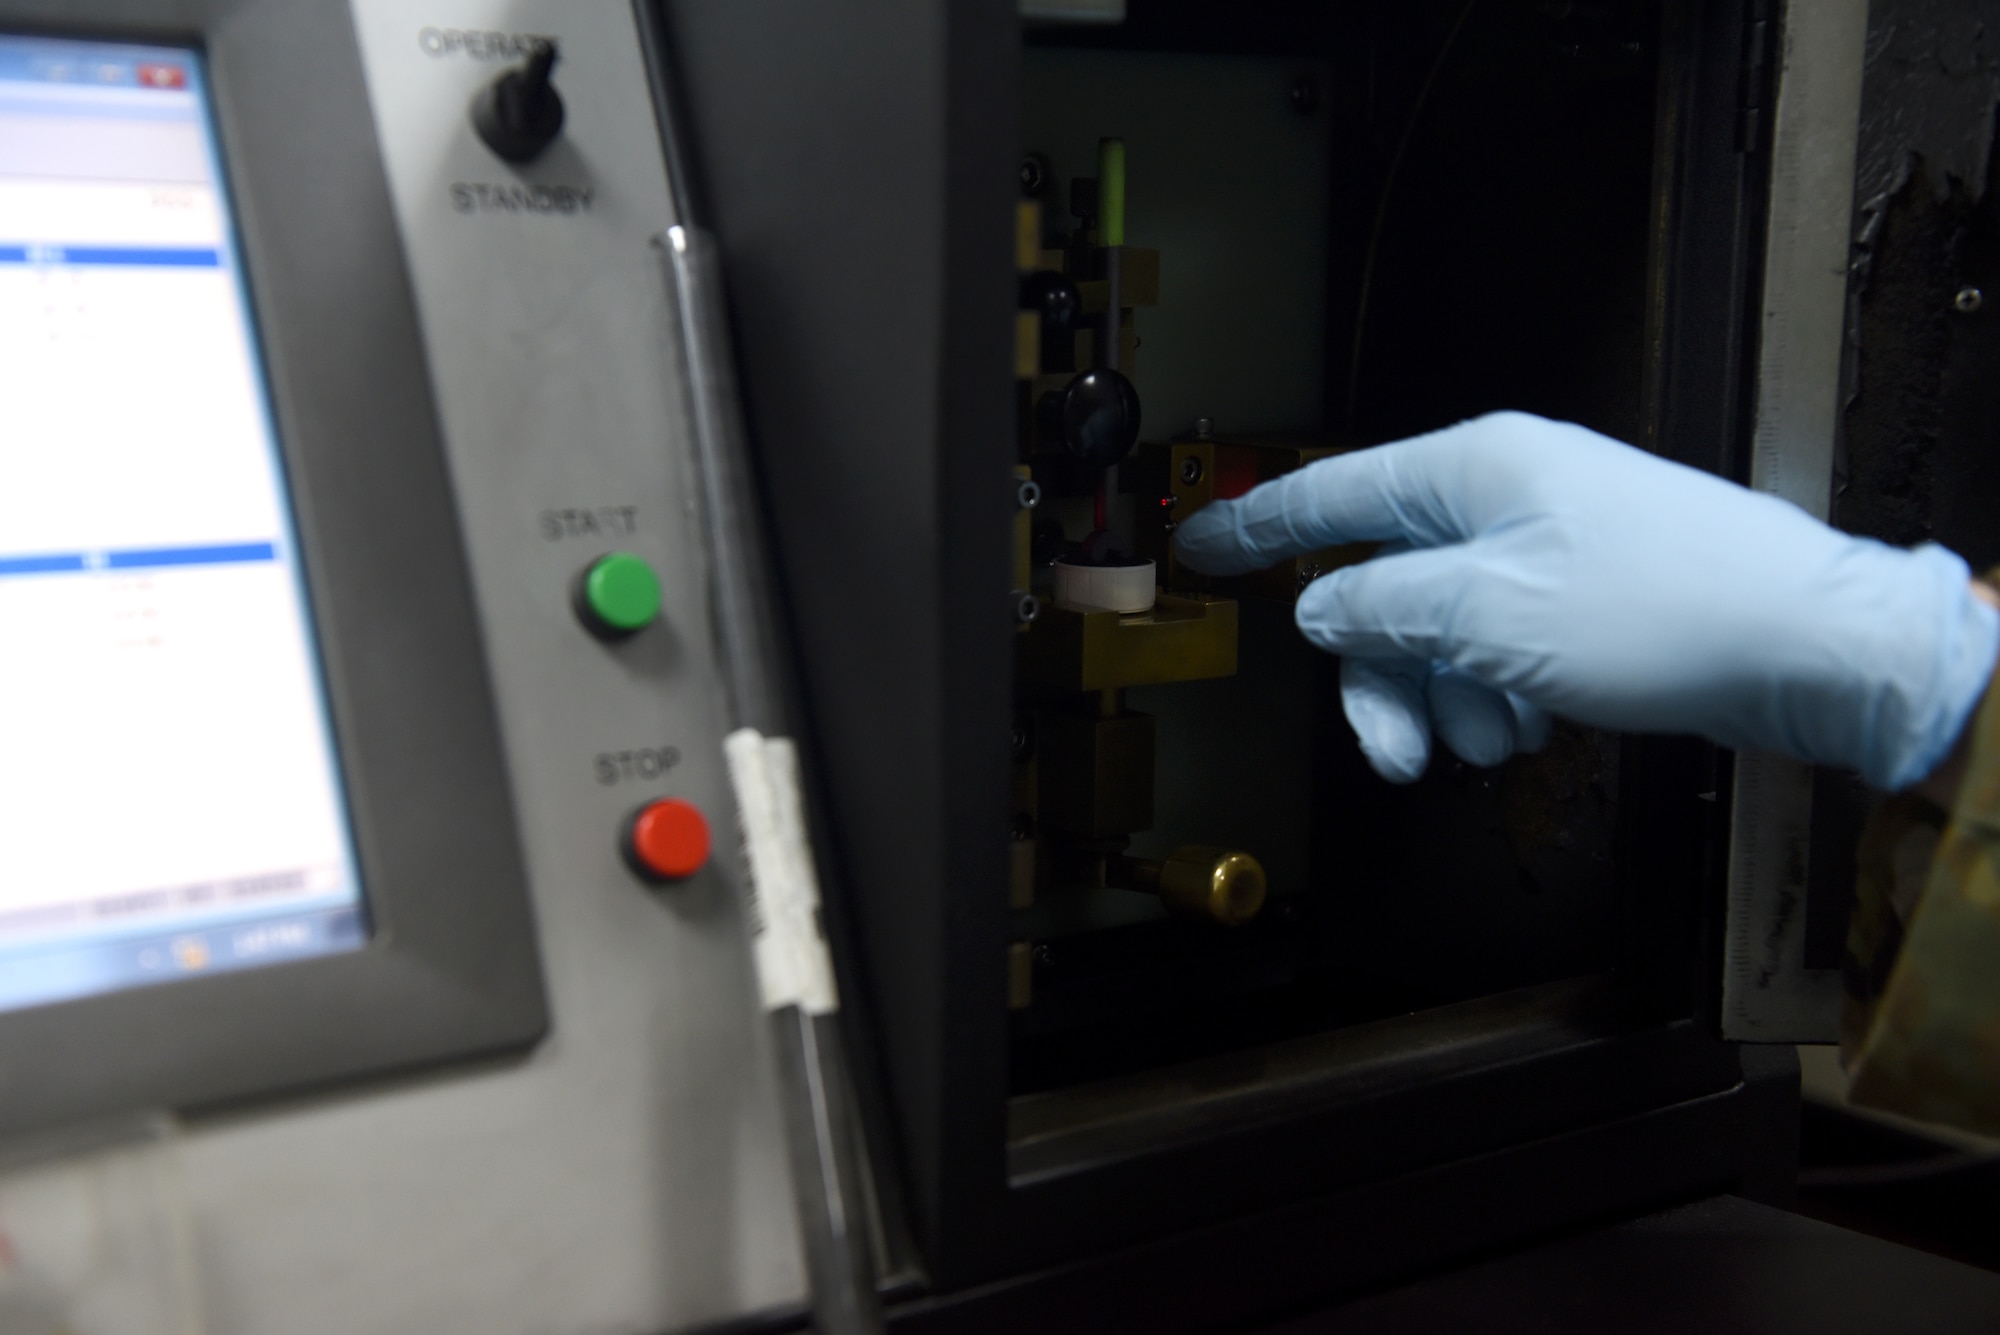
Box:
[137,64,186,90]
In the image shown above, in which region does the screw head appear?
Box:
[1296,562,1323,593]
[1013,591,1041,625]
[1179,455,1205,486]
[1019,155,1047,198]
[1957,286,1984,314]
[1289,73,1319,115]
[1193,416,1215,440]
[1015,477,1043,510]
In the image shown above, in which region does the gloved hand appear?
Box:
[1171,412,2000,789]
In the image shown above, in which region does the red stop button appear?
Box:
[624,798,711,882]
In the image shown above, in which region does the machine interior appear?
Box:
[1004,2,1684,1135]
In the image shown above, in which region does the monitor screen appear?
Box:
[0,34,366,1012]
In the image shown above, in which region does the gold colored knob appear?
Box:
[1131,845,1266,926]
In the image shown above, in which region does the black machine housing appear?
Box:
[661,0,1792,1317]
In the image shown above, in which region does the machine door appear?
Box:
[1717,0,1865,1044]
[662,0,1802,1300]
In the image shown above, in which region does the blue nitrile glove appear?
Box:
[1171,412,2000,788]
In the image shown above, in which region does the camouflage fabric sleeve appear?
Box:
[1841,665,2000,1136]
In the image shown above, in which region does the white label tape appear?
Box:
[723,727,839,1015]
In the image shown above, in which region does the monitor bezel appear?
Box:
[0,0,547,1138]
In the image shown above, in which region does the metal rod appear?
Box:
[661,219,884,1335]
[1096,136,1126,249]
[1096,137,1125,533]
[635,8,884,1329]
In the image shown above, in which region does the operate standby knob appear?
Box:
[1039,366,1142,470]
[472,41,566,163]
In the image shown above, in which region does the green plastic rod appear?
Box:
[1097,137,1126,247]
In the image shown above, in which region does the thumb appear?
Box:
[1428,665,1552,767]
[1340,656,1434,783]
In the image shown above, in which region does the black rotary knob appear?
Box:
[472,42,566,163]
[1018,270,1081,333]
[1020,270,1082,374]
[1039,366,1142,471]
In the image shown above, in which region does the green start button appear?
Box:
[575,552,662,638]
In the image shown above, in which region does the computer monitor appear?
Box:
[0,34,367,1012]
[0,7,544,1139]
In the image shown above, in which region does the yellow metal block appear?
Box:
[1020,592,1237,693]
[1037,707,1155,838]
[1010,837,1036,910]
[1120,246,1160,304]
[1077,247,1160,311]
[1011,711,1037,908]
[1009,940,1034,1010]
[1156,436,1374,603]
[1015,311,1040,380]
[1016,201,1041,271]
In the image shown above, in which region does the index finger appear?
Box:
[1169,414,1514,576]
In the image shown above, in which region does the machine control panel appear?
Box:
[0,4,804,1332]
[313,4,802,1324]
